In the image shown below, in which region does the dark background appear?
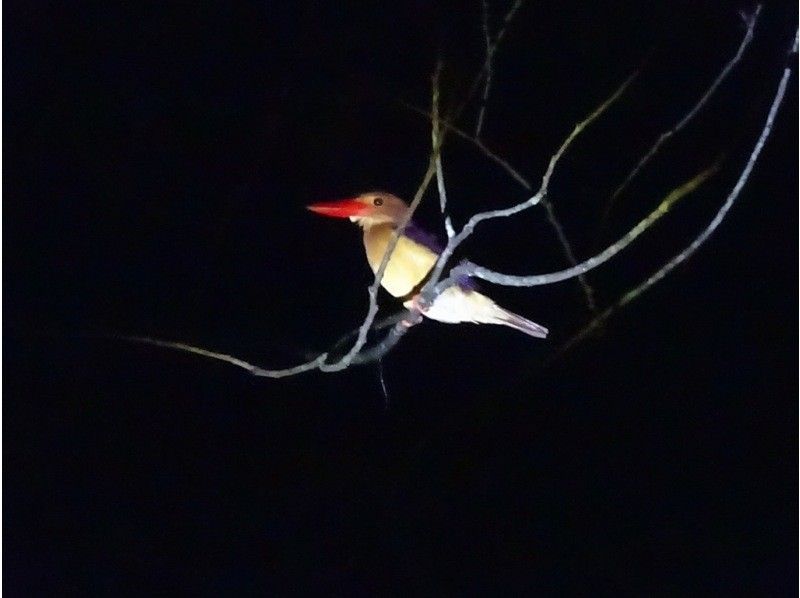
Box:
[5,0,798,594]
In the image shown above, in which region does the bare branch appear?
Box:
[495,0,525,42]
[540,199,597,310]
[115,308,418,376]
[434,160,720,293]
[376,358,390,408]
[115,335,328,378]
[314,57,451,371]
[601,5,762,222]
[348,313,424,365]
[406,102,598,309]
[556,36,795,358]
[404,103,524,181]
[475,0,495,138]
[421,69,638,292]
[456,0,525,121]
[431,60,455,238]
[326,310,413,357]
[355,70,638,359]
[474,0,527,137]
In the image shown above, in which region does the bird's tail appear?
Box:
[489,305,549,339]
[411,286,548,339]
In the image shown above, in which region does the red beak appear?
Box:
[306,198,369,218]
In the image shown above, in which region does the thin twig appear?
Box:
[347,312,423,364]
[377,358,390,408]
[431,60,455,238]
[456,0,525,122]
[475,0,495,138]
[406,101,598,310]
[554,33,795,359]
[325,310,413,357]
[404,102,527,183]
[600,5,762,223]
[115,335,328,378]
[541,199,597,310]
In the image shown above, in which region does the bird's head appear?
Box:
[306,191,409,227]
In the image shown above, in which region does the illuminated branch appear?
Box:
[426,160,720,299]
[116,335,327,378]
[421,70,638,291]
[325,310,413,357]
[406,67,637,312]
[431,60,455,238]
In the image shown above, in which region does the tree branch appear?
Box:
[116,335,328,378]
[600,5,762,223]
[475,0,495,138]
[324,310,413,358]
[456,0,525,122]
[406,101,601,311]
[555,33,796,358]
[431,59,455,238]
[428,159,720,297]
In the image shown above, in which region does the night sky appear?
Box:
[5,0,798,594]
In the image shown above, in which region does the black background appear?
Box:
[5,0,798,594]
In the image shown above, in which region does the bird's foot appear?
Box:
[408,293,431,315]
[400,302,425,328]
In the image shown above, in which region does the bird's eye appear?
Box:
[373,197,384,206]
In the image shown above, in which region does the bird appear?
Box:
[306,191,548,339]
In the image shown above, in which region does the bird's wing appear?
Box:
[364,224,439,298]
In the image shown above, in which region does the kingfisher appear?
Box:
[307,191,548,338]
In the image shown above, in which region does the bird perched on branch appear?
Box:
[307,191,548,338]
